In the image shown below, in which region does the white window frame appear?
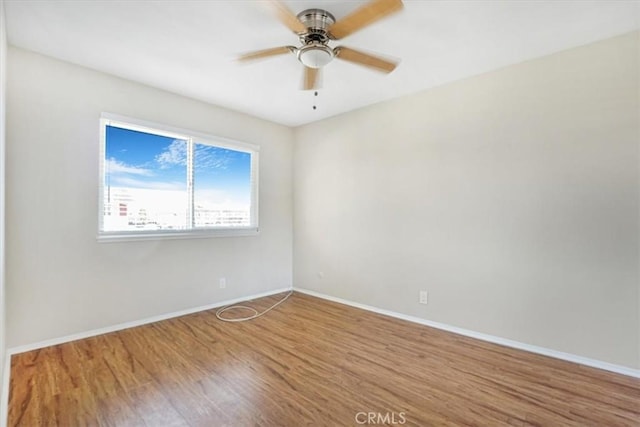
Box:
[98,113,259,242]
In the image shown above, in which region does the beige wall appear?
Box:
[6,48,293,347]
[294,32,640,368]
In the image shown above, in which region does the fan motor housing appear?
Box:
[297,8,335,43]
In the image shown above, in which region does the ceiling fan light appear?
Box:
[297,44,334,69]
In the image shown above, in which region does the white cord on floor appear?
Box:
[215,290,293,322]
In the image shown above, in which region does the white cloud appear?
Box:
[194,189,249,208]
[194,188,228,205]
[154,141,245,171]
[106,158,152,176]
[112,176,186,191]
[194,144,232,170]
[156,140,187,168]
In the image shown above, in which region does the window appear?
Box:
[99,114,259,241]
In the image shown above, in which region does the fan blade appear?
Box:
[238,46,295,62]
[328,0,403,40]
[268,0,307,34]
[303,66,320,90]
[334,47,398,73]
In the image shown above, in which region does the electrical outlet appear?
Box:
[419,291,428,305]
[219,277,226,289]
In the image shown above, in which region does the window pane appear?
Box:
[193,143,252,228]
[103,125,188,232]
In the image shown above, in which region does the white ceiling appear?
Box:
[4,0,640,127]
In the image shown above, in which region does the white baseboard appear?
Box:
[294,287,640,379]
[6,287,292,356]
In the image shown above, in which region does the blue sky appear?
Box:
[105,126,252,205]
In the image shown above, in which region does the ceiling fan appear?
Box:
[239,0,404,90]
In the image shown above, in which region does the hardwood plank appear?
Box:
[9,292,640,426]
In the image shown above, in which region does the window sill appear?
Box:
[97,227,259,243]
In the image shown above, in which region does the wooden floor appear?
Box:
[9,292,640,426]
